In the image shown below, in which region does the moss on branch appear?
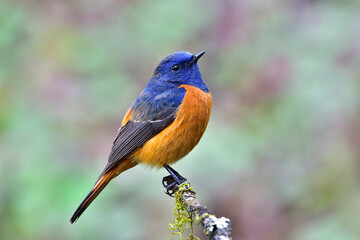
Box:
[167,182,232,240]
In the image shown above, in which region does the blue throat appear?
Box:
[130,51,210,121]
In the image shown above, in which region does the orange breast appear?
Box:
[129,84,212,168]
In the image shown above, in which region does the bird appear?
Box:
[70,51,212,223]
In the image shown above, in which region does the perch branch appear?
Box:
[166,182,232,240]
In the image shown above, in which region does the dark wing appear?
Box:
[99,108,176,178]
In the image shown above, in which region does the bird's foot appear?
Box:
[162,174,187,197]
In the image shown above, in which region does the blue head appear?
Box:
[147,51,209,93]
[131,51,209,120]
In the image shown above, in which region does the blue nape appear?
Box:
[131,87,186,121]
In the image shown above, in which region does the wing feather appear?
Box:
[99,108,176,177]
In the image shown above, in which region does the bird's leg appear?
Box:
[164,165,187,183]
[162,165,187,196]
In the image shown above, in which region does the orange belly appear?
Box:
[129,84,212,168]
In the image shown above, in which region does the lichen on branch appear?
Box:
[167,182,232,240]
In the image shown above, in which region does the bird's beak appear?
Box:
[188,51,206,66]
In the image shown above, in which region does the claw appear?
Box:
[162,165,188,197]
[162,175,175,187]
[162,175,178,196]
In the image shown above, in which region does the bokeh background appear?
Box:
[1,0,360,239]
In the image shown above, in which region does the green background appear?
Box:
[1,0,360,239]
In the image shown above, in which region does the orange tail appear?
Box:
[70,171,114,223]
[70,160,137,223]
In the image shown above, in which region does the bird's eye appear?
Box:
[171,64,180,71]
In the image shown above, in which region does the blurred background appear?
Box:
[1,0,360,239]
